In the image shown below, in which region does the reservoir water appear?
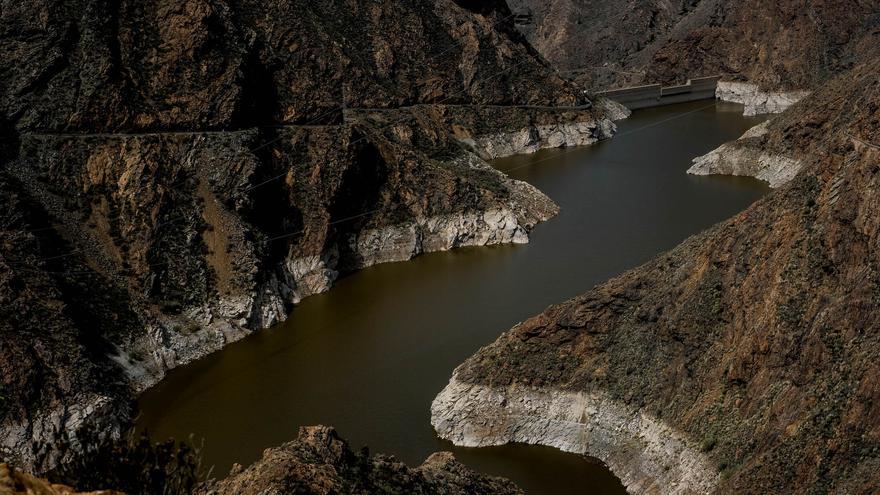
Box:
[138,101,767,494]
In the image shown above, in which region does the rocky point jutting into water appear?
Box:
[0,0,624,471]
[196,426,523,495]
[433,57,880,494]
[687,121,802,188]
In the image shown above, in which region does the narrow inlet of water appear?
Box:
[138,100,767,494]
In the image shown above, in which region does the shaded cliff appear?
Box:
[0,0,621,471]
[434,58,880,493]
[507,0,880,92]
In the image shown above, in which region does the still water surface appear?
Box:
[138,101,767,494]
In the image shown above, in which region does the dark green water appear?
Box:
[137,101,767,494]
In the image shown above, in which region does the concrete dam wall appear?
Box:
[597,76,720,110]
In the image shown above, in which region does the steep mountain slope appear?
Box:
[0,0,624,471]
[508,0,880,92]
[2,0,581,131]
[506,0,694,84]
[0,427,522,495]
[433,58,880,493]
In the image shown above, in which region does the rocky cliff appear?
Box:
[507,0,879,95]
[434,58,880,494]
[0,0,621,471]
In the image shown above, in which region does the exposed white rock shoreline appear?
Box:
[106,205,546,394]
[463,120,610,160]
[1,122,577,470]
[461,99,630,160]
[687,121,802,188]
[109,151,561,396]
[716,81,808,116]
[432,377,719,495]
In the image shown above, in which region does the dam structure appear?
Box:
[597,76,721,110]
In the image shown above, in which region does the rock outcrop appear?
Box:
[196,426,522,495]
[0,463,121,495]
[434,57,880,494]
[714,82,808,117]
[432,378,718,495]
[688,121,802,187]
[0,0,619,472]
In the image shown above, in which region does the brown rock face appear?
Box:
[0,0,619,472]
[196,426,522,495]
[1,0,580,133]
[442,58,880,493]
[507,0,880,91]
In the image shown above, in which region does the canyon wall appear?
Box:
[0,0,620,470]
[435,58,880,493]
[507,0,879,98]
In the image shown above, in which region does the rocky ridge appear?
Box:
[196,426,522,495]
[434,57,880,494]
[1,426,523,495]
[0,0,620,472]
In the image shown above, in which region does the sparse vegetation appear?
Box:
[0,385,7,418]
[38,425,203,495]
[701,436,717,453]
